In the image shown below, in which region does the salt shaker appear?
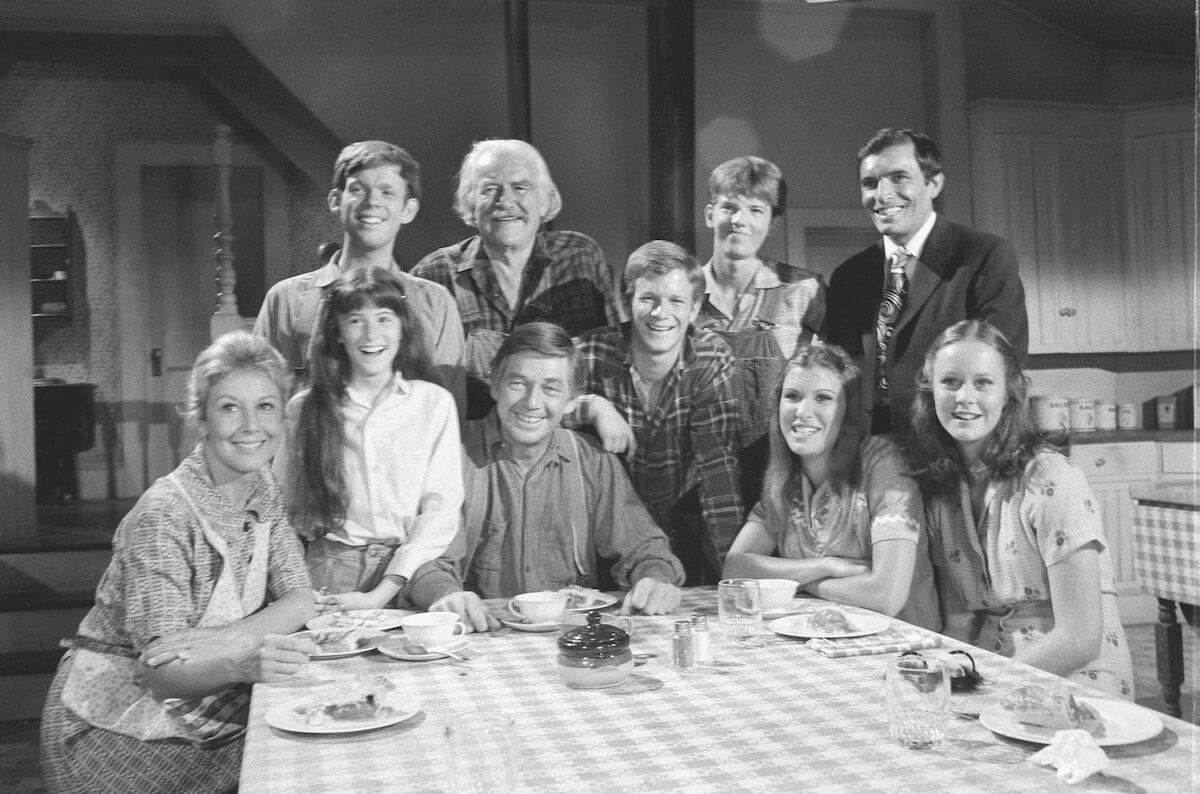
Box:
[690,614,713,664]
[672,619,695,669]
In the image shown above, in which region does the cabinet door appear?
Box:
[969,104,1125,353]
[974,132,1059,353]
[1126,127,1195,351]
[1088,478,1152,594]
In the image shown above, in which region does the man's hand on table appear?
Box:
[429,590,500,633]
[619,578,681,615]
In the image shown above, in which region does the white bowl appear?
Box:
[756,579,800,612]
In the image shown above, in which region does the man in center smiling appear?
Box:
[576,241,742,585]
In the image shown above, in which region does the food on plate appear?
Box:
[559,585,605,610]
[808,608,853,633]
[308,629,377,654]
[299,676,397,726]
[325,610,389,629]
[1000,685,1105,738]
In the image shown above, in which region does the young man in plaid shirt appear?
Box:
[575,241,743,585]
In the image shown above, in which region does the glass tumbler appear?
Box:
[885,655,949,750]
[443,712,518,793]
[717,578,763,644]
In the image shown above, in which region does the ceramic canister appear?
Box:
[1156,396,1177,430]
[1094,400,1117,431]
[1118,403,1139,430]
[1030,396,1070,434]
[1068,398,1096,432]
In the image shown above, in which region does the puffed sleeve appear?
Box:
[861,435,922,546]
[1021,452,1106,567]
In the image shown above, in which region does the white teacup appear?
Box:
[508,591,569,624]
[400,612,468,648]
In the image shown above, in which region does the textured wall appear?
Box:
[0,59,335,479]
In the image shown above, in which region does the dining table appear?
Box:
[240,588,1198,793]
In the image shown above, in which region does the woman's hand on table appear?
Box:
[140,627,318,682]
[619,578,681,615]
[429,591,499,633]
[315,589,388,613]
[244,634,319,683]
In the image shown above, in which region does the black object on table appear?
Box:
[33,381,96,504]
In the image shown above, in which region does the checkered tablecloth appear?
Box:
[1131,501,1200,604]
[240,589,1198,793]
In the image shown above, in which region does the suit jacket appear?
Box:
[825,215,1028,432]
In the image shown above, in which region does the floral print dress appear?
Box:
[927,450,1134,699]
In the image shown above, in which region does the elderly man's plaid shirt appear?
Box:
[577,325,744,569]
[412,231,621,336]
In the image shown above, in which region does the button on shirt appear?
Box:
[325,373,463,580]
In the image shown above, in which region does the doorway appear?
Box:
[115,142,288,497]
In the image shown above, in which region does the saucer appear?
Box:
[500,615,560,633]
[377,636,470,662]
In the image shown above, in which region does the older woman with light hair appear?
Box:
[413,138,622,418]
[41,332,316,794]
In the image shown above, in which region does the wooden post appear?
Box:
[504,0,532,142]
[211,124,241,340]
[647,0,695,251]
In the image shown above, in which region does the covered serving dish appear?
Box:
[556,610,633,689]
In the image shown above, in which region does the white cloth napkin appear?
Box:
[1028,729,1110,784]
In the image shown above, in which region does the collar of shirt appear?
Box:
[181,442,273,519]
[456,233,549,275]
[344,370,411,410]
[700,260,782,315]
[883,210,937,276]
[317,250,404,288]
[479,408,577,469]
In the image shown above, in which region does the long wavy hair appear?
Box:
[904,319,1043,494]
[289,266,437,539]
[760,343,864,535]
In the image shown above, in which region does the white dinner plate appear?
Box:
[306,609,414,632]
[291,628,390,660]
[265,691,419,735]
[500,615,560,633]
[979,697,1164,747]
[561,589,619,613]
[767,612,890,640]
[377,635,470,662]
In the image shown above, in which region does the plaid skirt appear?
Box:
[40,651,242,794]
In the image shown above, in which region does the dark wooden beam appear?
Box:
[505,0,532,142]
[646,0,695,250]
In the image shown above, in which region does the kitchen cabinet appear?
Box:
[968,99,1192,354]
[1073,438,1198,625]
[1072,442,1156,607]
[1123,103,1195,352]
[29,203,71,320]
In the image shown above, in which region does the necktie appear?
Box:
[874,249,910,402]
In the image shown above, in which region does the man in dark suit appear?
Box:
[826,128,1028,435]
